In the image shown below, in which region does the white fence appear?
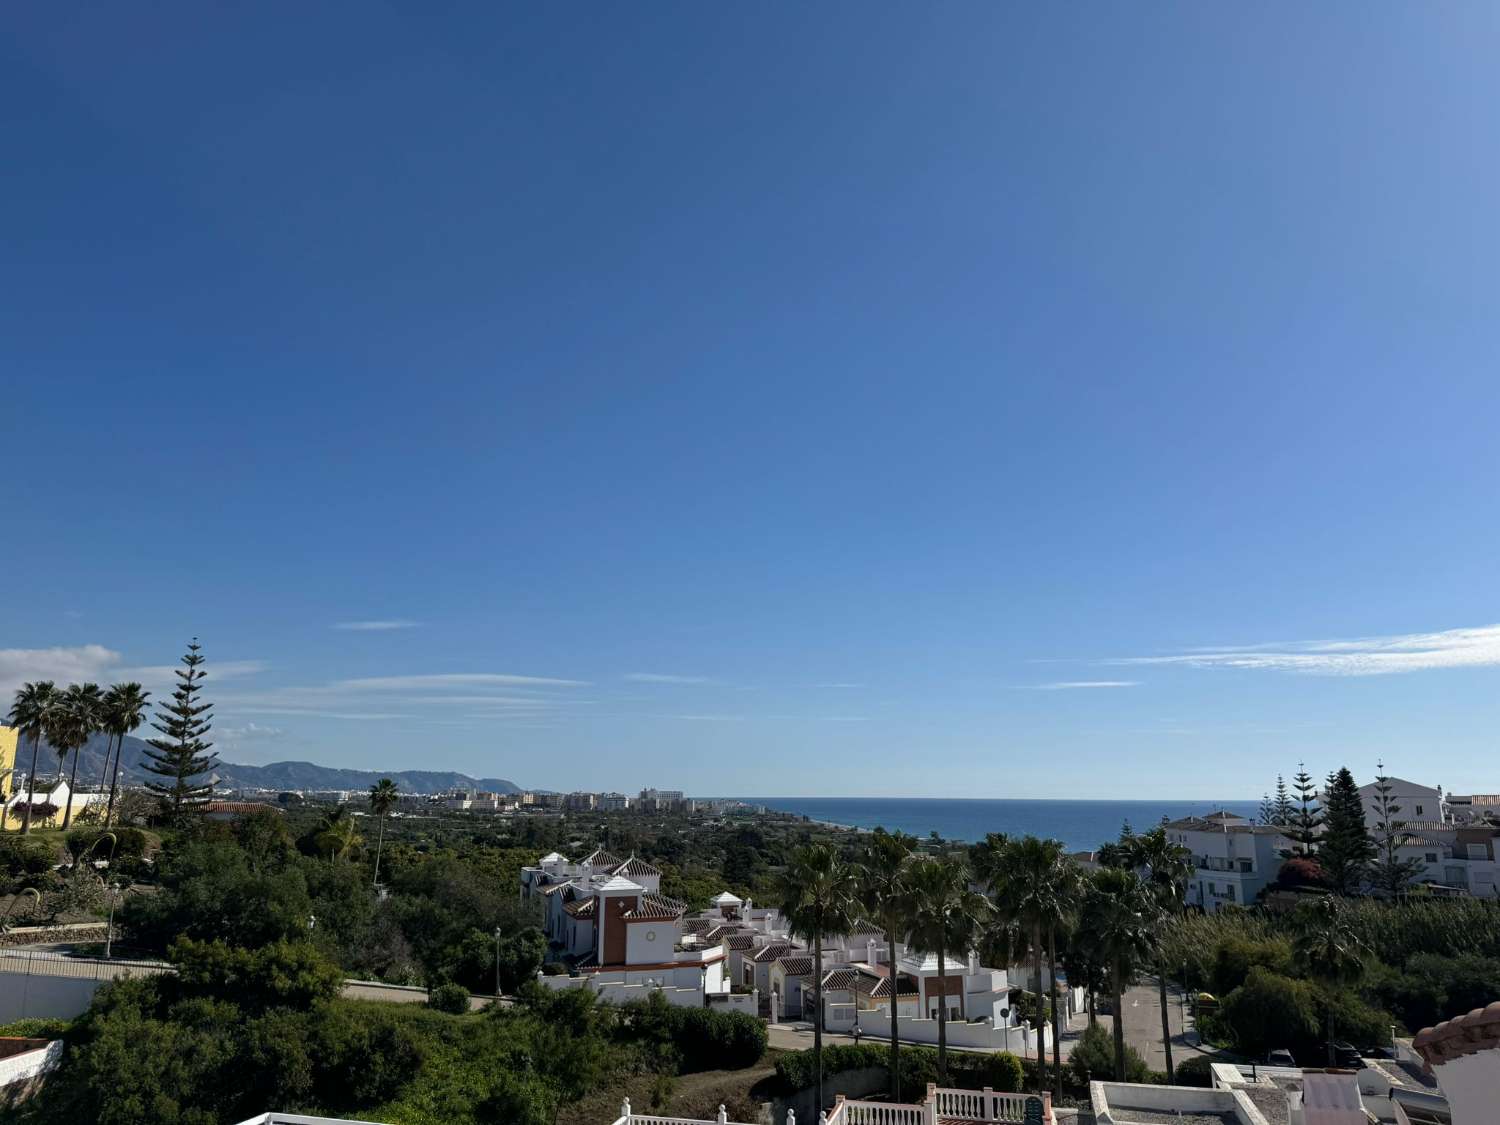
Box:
[706,990,758,1015]
[831,1084,1051,1125]
[851,1008,1045,1057]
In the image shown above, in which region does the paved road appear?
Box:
[1071,977,1201,1073]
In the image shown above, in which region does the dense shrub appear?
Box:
[618,993,766,1071]
[428,982,472,1014]
[1068,1021,1148,1083]
[66,828,149,862]
[1218,968,1319,1056]
[0,1017,71,1040]
[1173,1055,1214,1087]
[1368,953,1500,1032]
[776,1044,1024,1096]
[1209,937,1293,996]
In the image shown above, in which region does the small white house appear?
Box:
[1359,777,1450,830]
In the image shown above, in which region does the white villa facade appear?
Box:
[1358,776,1451,830]
[1164,812,1294,913]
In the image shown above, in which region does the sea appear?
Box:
[751,796,1261,852]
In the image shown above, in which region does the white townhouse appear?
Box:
[1358,776,1451,830]
[1164,812,1294,913]
[1397,824,1500,898]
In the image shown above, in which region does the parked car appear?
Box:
[1330,1042,1365,1069]
[1267,1049,1296,1067]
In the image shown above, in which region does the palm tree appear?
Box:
[778,844,860,1114]
[1125,826,1192,1083]
[987,836,1068,1093]
[1078,867,1158,1081]
[7,682,61,835]
[57,683,104,829]
[1046,859,1084,1097]
[902,854,991,1084]
[859,828,918,1099]
[1291,897,1367,1067]
[316,806,364,862]
[369,778,400,886]
[99,683,150,828]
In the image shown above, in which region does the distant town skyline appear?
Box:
[6,6,1500,799]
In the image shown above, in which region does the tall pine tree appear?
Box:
[1273,775,1295,825]
[1290,763,1323,855]
[142,639,219,820]
[1319,767,1375,895]
[1368,762,1423,898]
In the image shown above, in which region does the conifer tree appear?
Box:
[1273,775,1295,825]
[142,640,219,821]
[1319,767,1374,895]
[1290,763,1323,855]
[1259,793,1275,825]
[1368,763,1423,898]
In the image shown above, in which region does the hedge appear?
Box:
[775,1044,1024,1098]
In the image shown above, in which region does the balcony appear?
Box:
[613,1084,1052,1125]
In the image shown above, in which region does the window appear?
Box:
[1468,844,1489,860]
[1225,884,1236,901]
[1425,852,1439,864]
[1415,805,1424,816]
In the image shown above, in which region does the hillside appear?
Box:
[10,732,522,796]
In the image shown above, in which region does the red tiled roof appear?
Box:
[1414,1001,1500,1069]
[581,849,622,867]
[751,943,795,964]
[860,974,919,998]
[727,933,758,950]
[777,955,815,977]
[203,801,283,815]
[621,892,686,920]
[564,898,596,919]
[823,968,860,990]
[682,918,714,936]
[613,856,661,878]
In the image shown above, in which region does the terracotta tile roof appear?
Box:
[581,849,622,868]
[574,952,598,970]
[563,897,596,919]
[727,933,758,950]
[703,924,734,942]
[823,968,860,990]
[613,855,662,878]
[682,918,715,936]
[621,892,686,920]
[203,801,283,815]
[1413,1001,1500,1069]
[866,975,919,998]
[777,955,815,977]
[540,882,574,896]
[751,942,795,964]
[846,919,885,937]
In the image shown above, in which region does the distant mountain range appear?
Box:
[9,732,521,796]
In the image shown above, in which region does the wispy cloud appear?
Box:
[1119,623,1500,676]
[228,706,414,721]
[334,673,588,689]
[220,722,284,741]
[333,620,419,631]
[0,645,120,697]
[815,682,864,689]
[111,660,268,688]
[1023,680,1140,691]
[625,673,715,685]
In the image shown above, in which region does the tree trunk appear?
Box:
[373,813,387,886]
[813,931,824,1114]
[21,733,42,835]
[887,925,901,1100]
[62,748,81,829]
[1111,963,1126,1082]
[1033,929,1047,1093]
[95,732,117,810]
[1326,1004,1335,1068]
[1088,987,1096,1027]
[1158,966,1174,1083]
[1048,926,1062,1100]
[106,734,126,828]
[936,942,948,1084]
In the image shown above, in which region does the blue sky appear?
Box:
[4,5,1500,799]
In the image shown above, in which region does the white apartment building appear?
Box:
[1358,776,1451,829]
[1164,812,1294,913]
[1397,824,1500,898]
[599,793,631,811]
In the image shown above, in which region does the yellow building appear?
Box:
[0,725,16,802]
